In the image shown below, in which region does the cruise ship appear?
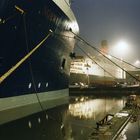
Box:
[0,0,79,124]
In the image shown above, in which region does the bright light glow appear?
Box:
[115,112,129,117]
[117,41,128,52]
[112,40,129,59]
[134,60,140,67]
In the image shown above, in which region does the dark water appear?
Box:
[0,95,135,140]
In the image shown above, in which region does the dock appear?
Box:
[88,95,140,140]
[69,86,140,96]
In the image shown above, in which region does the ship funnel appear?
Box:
[100,40,108,54]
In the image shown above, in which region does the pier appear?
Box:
[69,86,140,96]
[88,95,140,140]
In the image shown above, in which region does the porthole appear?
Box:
[28,83,32,89]
[38,83,41,88]
[46,82,48,87]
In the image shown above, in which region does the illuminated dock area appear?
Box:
[88,109,133,140]
[88,95,140,140]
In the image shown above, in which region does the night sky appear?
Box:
[72,0,140,64]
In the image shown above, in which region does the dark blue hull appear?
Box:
[0,0,79,124]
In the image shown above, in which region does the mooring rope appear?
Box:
[0,30,52,84]
[76,44,117,79]
[71,31,140,83]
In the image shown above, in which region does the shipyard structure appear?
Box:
[70,55,140,87]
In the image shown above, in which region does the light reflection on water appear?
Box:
[64,96,126,140]
[0,95,127,140]
[68,96,125,120]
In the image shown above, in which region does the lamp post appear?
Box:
[85,62,90,87]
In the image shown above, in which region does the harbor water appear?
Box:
[0,94,139,140]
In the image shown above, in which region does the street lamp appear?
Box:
[114,40,129,59]
[85,63,90,87]
[117,41,128,51]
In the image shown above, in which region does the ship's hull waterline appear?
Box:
[0,0,79,124]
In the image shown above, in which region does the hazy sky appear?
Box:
[72,0,140,63]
